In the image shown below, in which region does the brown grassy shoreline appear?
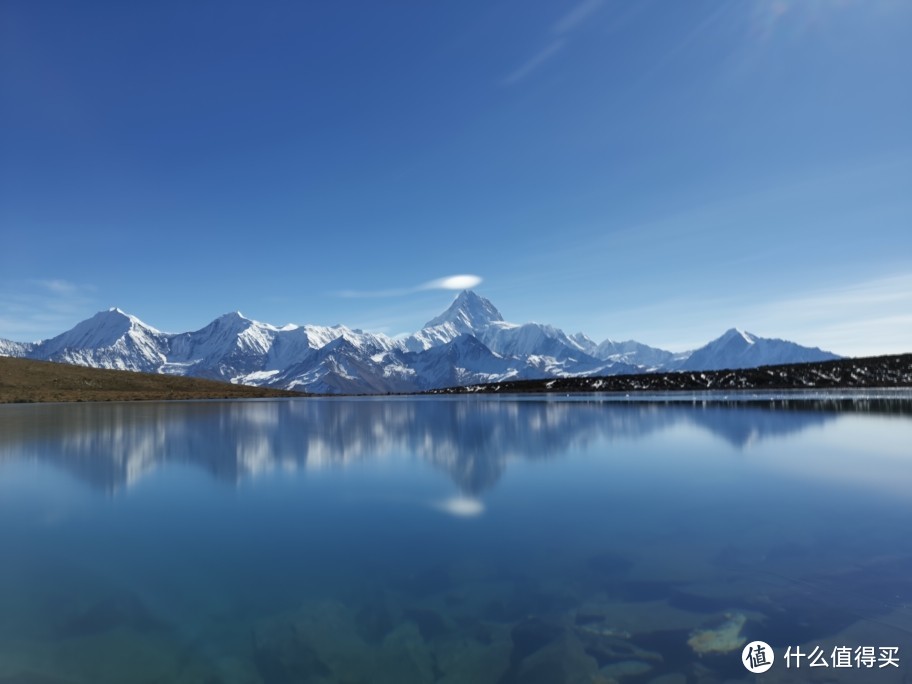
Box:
[0,357,304,404]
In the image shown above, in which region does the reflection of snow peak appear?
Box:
[436,497,484,517]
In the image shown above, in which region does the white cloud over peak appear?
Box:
[335,274,484,299]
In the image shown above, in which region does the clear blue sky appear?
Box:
[2,0,910,355]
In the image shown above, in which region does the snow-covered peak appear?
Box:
[569,332,598,355]
[718,328,756,345]
[32,308,167,371]
[423,290,504,332]
[101,307,158,329]
[43,308,159,352]
[678,328,838,371]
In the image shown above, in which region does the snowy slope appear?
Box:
[677,328,839,371]
[595,339,683,369]
[0,339,32,357]
[424,290,504,332]
[38,308,169,372]
[402,334,527,391]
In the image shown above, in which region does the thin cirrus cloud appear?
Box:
[552,0,606,34]
[33,279,81,295]
[502,0,604,86]
[743,273,912,357]
[335,274,483,299]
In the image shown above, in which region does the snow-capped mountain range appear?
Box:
[0,291,839,394]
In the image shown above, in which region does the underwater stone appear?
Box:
[252,621,333,684]
[509,616,565,664]
[509,633,609,684]
[403,607,451,641]
[433,626,512,684]
[375,622,435,684]
[355,596,396,644]
[686,613,747,655]
[254,600,441,684]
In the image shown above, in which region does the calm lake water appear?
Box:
[1,394,911,683]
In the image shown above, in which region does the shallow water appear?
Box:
[1,395,911,683]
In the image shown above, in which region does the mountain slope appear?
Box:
[39,308,169,372]
[677,328,840,371]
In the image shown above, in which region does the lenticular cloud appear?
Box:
[422,275,482,291]
[336,274,483,298]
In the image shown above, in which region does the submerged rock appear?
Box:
[253,601,370,683]
[375,622,435,684]
[686,613,747,655]
[252,620,334,684]
[509,633,610,684]
[252,599,468,684]
[403,607,451,641]
[355,595,396,644]
[509,616,565,664]
[576,629,662,669]
[432,625,512,684]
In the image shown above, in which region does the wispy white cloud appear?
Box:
[0,279,97,342]
[502,40,565,86]
[335,274,483,299]
[553,0,605,34]
[33,279,81,295]
[747,0,884,41]
[741,273,912,357]
[502,0,604,86]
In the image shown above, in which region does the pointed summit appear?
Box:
[38,308,164,367]
[47,308,159,350]
[213,311,250,325]
[190,310,255,337]
[423,290,504,333]
[718,328,756,345]
[92,308,158,332]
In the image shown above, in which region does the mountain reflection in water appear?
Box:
[0,395,907,494]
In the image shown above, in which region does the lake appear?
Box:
[1,394,911,683]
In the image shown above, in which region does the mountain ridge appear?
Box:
[0,290,841,394]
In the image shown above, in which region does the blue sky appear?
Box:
[1,0,910,355]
